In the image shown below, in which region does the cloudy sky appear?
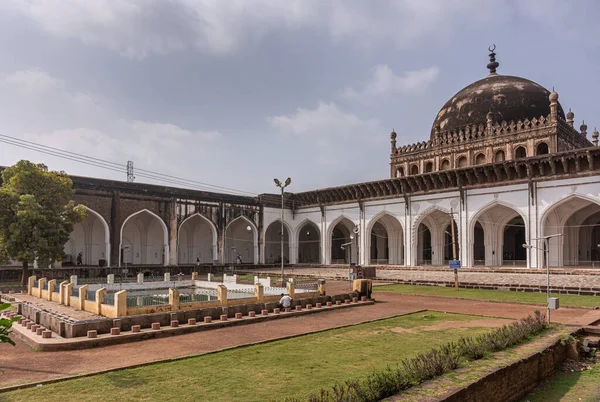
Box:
[0,0,599,195]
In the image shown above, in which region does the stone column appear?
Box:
[79,285,88,311]
[65,283,74,307]
[114,290,127,317]
[217,285,228,306]
[38,278,47,298]
[164,272,171,282]
[96,288,107,315]
[169,198,178,266]
[59,280,69,305]
[254,284,264,302]
[286,280,295,297]
[110,190,121,267]
[137,273,144,284]
[107,274,114,284]
[317,279,326,296]
[169,288,180,311]
[27,276,36,296]
[46,279,56,300]
[70,275,78,286]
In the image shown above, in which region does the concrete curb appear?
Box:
[10,300,374,352]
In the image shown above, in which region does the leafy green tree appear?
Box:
[0,160,86,285]
[0,303,19,346]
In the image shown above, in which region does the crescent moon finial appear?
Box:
[488,44,496,52]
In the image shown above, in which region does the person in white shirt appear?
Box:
[279,293,292,308]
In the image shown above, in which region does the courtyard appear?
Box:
[2,282,599,398]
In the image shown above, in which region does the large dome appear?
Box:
[431,53,565,138]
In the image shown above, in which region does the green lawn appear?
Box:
[520,363,600,402]
[1,312,503,402]
[374,284,600,308]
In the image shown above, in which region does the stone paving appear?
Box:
[245,267,600,290]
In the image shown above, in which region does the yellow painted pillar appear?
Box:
[96,288,107,315]
[65,283,74,306]
[79,284,88,311]
[169,288,180,311]
[191,272,198,280]
[286,280,295,297]
[254,284,264,302]
[27,276,36,295]
[217,285,228,306]
[46,279,56,301]
[318,279,327,296]
[38,278,47,298]
[58,280,69,304]
[115,290,127,317]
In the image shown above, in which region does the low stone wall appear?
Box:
[18,303,70,337]
[384,279,600,295]
[19,292,354,338]
[439,337,568,402]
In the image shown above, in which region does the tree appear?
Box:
[0,303,19,346]
[0,160,86,285]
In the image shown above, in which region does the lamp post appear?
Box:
[274,177,291,284]
[523,233,562,324]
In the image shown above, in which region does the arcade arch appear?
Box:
[178,214,217,264]
[415,208,457,266]
[329,216,358,264]
[469,202,526,267]
[264,220,291,264]
[541,195,600,267]
[64,207,110,266]
[367,213,403,265]
[224,216,257,264]
[297,220,321,264]
[120,210,168,266]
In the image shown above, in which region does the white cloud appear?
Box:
[343,65,440,99]
[5,68,64,93]
[0,68,222,178]
[268,101,379,146]
[7,0,511,58]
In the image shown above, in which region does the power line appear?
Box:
[0,133,303,205]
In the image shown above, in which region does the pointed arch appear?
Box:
[295,219,321,264]
[65,206,111,267]
[327,215,357,265]
[468,200,527,267]
[119,209,169,267]
[412,205,458,266]
[540,194,600,267]
[264,219,292,264]
[178,213,218,264]
[366,211,404,265]
[224,215,258,264]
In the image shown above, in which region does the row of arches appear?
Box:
[64,209,259,267]
[64,194,600,268]
[397,142,549,176]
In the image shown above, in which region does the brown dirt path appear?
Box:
[0,289,595,389]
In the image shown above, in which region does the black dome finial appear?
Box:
[487,44,499,75]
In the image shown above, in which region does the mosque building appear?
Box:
[57,48,600,270]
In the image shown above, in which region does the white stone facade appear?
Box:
[263,174,600,269]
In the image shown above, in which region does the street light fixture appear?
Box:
[274,177,291,284]
[523,233,563,324]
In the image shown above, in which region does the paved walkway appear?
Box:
[246,267,600,289]
[2,285,599,390]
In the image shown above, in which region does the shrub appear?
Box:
[294,311,546,402]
